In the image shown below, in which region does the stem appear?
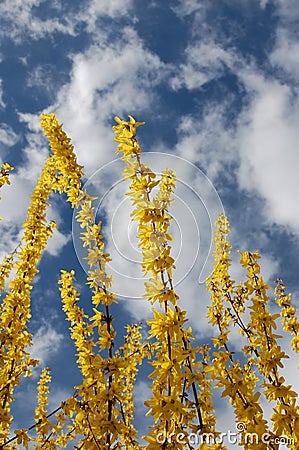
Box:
[86,415,101,450]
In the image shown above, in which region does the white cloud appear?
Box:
[54,27,170,174]
[274,0,299,22]
[45,229,70,256]
[169,0,299,243]
[82,0,134,32]
[134,380,152,409]
[26,64,59,95]
[0,0,77,41]
[270,30,299,80]
[170,42,235,90]
[0,123,19,154]
[0,0,135,44]
[237,71,299,234]
[0,115,48,239]
[0,80,5,109]
[259,0,269,7]
[172,0,207,18]
[88,0,132,17]
[165,9,299,239]
[0,174,34,224]
[172,105,236,180]
[30,324,64,364]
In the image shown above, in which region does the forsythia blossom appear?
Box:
[0,114,298,450]
[207,214,299,448]
[113,115,224,449]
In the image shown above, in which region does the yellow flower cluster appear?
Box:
[41,114,145,448]
[59,270,143,448]
[0,163,13,185]
[275,278,299,353]
[0,114,145,448]
[207,214,299,448]
[1,113,298,450]
[0,114,84,447]
[0,155,57,443]
[113,116,223,449]
[35,367,52,439]
[0,245,19,295]
[39,114,84,206]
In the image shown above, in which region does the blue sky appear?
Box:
[1,0,299,447]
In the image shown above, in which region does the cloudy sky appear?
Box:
[0,0,299,447]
